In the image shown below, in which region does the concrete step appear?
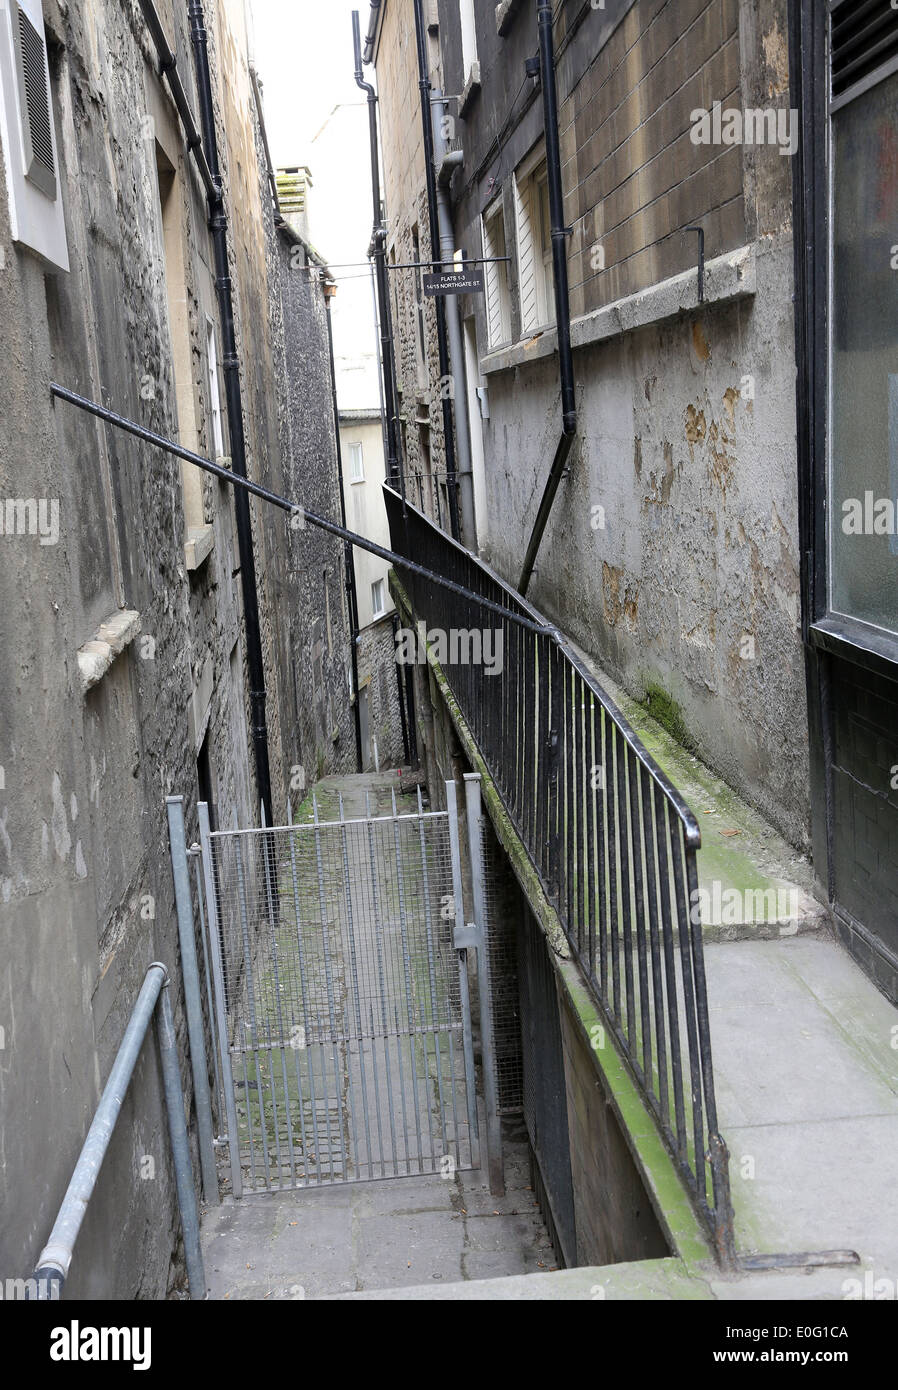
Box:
[323,1255,879,1301]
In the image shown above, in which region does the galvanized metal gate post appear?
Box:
[446,780,481,1164]
[463,774,505,1196]
[166,796,219,1204]
[198,801,243,1198]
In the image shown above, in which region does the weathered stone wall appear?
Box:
[270,229,358,791]
[358,615,407,771]
[0,0,351,1297]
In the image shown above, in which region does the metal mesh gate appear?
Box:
[199,786,480,1195]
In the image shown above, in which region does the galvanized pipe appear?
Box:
[197,801,244,1199]
[33,964,205,1298]
[48,383,549,636]
[156,978,207,1298]
[446,780,480,1158]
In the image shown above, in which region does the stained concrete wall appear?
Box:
[406,0,811,850]
[0,0,352,1296]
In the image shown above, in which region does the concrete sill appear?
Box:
[78,609,141,693]
[458,63,481,119]
[185,523,215,571]
[481,326,558,376]
[480,243,757,378]
[496,0,525,35]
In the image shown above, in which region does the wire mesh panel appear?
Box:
[479,816,523,1115]
[201,792,479,1194]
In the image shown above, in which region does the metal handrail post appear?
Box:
[166,797,219,1203]
[198,801,244,1199]
[156,978,206,1297]
[32,964,206,1298]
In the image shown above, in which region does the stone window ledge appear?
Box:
[496,0,525,36]
[185,523,215,571]
[78,609,141,693]
[480,242,757,378]
[458,63,481,119]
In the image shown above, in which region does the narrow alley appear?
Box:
[3,0,898,1364]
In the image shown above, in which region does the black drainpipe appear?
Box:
[188,0,273,820]
[411,0,461,542]
[518,1,578,598]
[353,11,404,500]
[391,612,413,766]
[322,275,364,774]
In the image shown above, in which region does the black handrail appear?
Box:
[384,485,736,1265]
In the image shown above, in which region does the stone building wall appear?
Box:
[404,0,810,848]
[358,614,407,772]
[370,0,449,524]
[0,0,351,1296]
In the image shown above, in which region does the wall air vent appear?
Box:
[0,0,68,269]
[831,0,898,100]
[11,0,55,198]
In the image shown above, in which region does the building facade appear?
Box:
[368,0,454,526]
[0,0,352,1294]
[340,407,408,772]
[366,0,898,1007]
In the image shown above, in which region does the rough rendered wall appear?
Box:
[0,0,349,1297]
[482,236,807,846]
[435,0,809,848]
[0,0,249,1296]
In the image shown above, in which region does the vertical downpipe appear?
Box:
[431,92,477,545]
[187,0,273,821]
[412,0,461,541]
[518,2,578,597]
[353,10,404,499]
[538,0,576,434]
[323,276,364,772]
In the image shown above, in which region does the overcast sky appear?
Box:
[248,0,380,408]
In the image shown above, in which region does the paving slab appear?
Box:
[704,938,898,1275]
[201,1124,555,1300]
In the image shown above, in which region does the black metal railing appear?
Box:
[385,487,735,1265]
